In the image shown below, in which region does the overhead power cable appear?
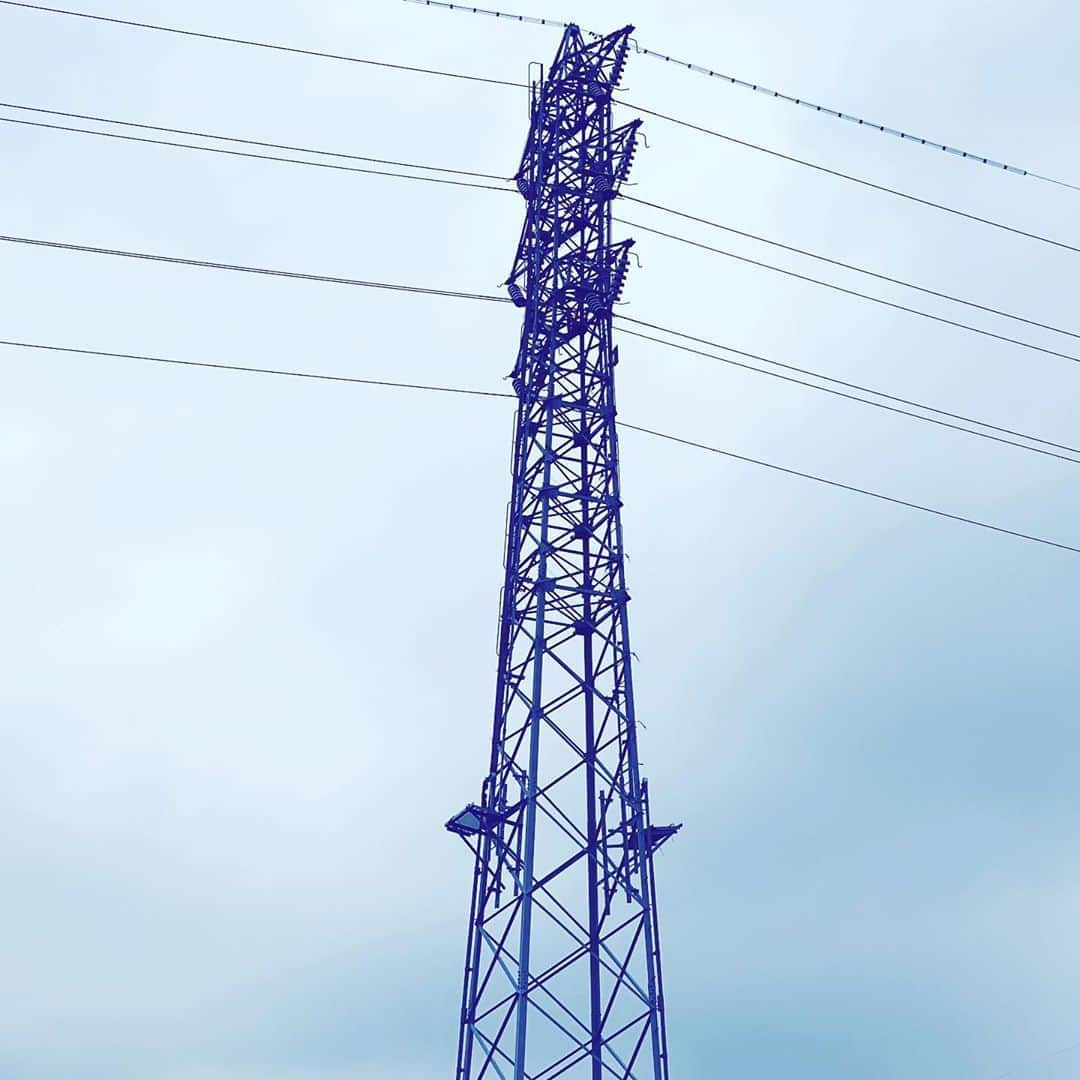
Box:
[619,104,1080,258]
[6,229,1072,462]
[6,2,1076,254]
[616,421,1080,555]
[992,1038,1080,1080]
[0,101,511,180]
[404,0,1080,192]
[0,115,514,194]
[0,338,515,398]
[616,202,1080,343]
[4,336,1077,556]
[0,0,525,87]
[618,210,1080,368]
[619,326,1080,466]
[615,316,1080,457]
[9,98,1076,356]
[0,233,513,304]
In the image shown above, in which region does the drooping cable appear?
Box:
[8,99,1076,355]
[3,336,1077,555]
[0,0,525,87]
[0,116,514,194]
[619,327,1080,466]
[5,1,1077,252]
[992,1038,1080,1080]
[403,0,1080,192]
[620,103,1080,257]
[616,204,1080,342]
[4,230,1072,462]
[617,421,1080,555]
[617,210,1080,367]
[0,100,511,180]
[615,316,1080,457]
[0,233,514,304]
[0,338,515,398]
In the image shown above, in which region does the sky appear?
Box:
[2,0,1079,1077]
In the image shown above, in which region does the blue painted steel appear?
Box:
[448,24,676,1080]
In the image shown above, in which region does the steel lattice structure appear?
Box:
[447,24,678,1080]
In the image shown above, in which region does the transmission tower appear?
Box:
[446,23,678,1080]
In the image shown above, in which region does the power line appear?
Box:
[616,202,1080,343]
[617,314,1080,456]
[4,335,1077,556]
[0,100,511,180]
[0,0,525,87]
[0,338,516,398]
[7,228,1074,460]
[403,0,578,32]
[618,210,1080,368]
[991,1038,1080,1080]
[405,0,1080,193]
[10,98,1075,357]
[0,115,514,194]
[617,421,1080,555]
[625,62,1078,195]
[0,233,514,304]
[620,103,1080,258]
[7,1,1076,254]
[619,326,1080,466]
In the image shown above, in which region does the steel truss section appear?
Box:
[449,23,678,1080]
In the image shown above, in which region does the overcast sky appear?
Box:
[3,0,1080,1077]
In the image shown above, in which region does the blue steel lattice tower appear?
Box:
[447,23,678,1080]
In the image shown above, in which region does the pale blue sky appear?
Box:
[2,1,1079,1077]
